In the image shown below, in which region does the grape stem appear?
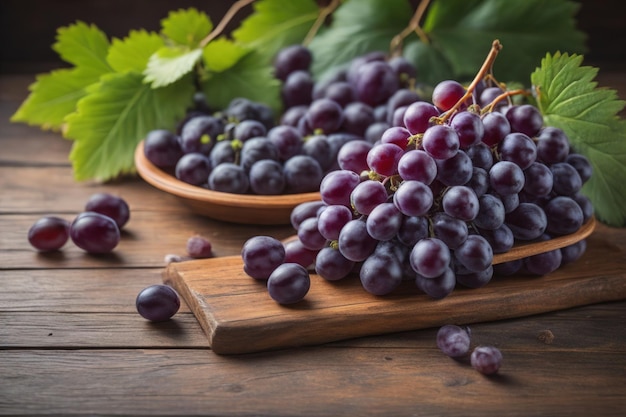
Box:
[481,88,530,114]
[438,39,503,123]
[303,0,341,46]
[199,0,256,48]
[390,0,431,56]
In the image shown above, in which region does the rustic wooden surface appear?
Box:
[2,70,626,416]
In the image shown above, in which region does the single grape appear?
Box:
[471,346,503,375]
[283,155,323,194]
[249,159,286,195]
[267,263,311,304]
[305,98,344,134]
[338,219,378,262]
[505,202,547,241]
[315,247,355,281]
[208,163,249,194]
[410,238,450,278]
[536,127,570,164]
[283,238,319,269]
[442,186,479,221]
[70,211,120,254]
[179,115,224,154]
[474,194,505,231]
[450,110,484,148]
[543,196,584,235]
[403,101,440,135]
[175,153,212,187]
[337,139,374,174]
[186,235,212,259]
[266,125,303,161]
[489,161,525,196]
[505,104,543,137]
[398,149,437,184]
[27,216,71,252]
[566,153,593,184]
[136,284,181,322]
[350,180,389,215]
[393,180,434,217]
[435,150,473,186]
[366,142,404,177]
[359,253,403,296]
[481,112,510,147]
[366,202,403,241]
[144,129,182,168]
[302,134,333,172]
[318,204,353,241]
[297,217,328,251]
[432,80,466,112]
[273,44,312,81]
[436,324,471,358]
[456,265,494,289]
[551,162,582,196]
[454,234,493,273]
[240,137,279,173]
[353,60,399,106]
[232,119,267,143]
[396,215,429,247]
[431,212,468,250]
[241,235,286,280]
[498,132,537,170]
[320,81,355,108]
[281,70,313,107]
[422,125,460,160]
[342,102,376,137]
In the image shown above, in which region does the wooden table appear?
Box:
[1,72,625,417]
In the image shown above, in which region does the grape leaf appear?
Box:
[232,0,318,64]
[531,52,626,227]
[421,0,586,83]
[11,22,113,130]
[65,72,194,181]
[144,47,203,88]
[160,8,212,47]
[202,37,250,73]
[308,0,413,81]
[10,68,101,131]
[201,51,281,114]
[107,30,164,73]
[53,21,113,74]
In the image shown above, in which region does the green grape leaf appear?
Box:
[421,0,586,83]
[531,52,626,227]
[10,68,102,131]
[160,8,212,47]
[144,47,203,88]
[202,37,250,73]
[107,30,164,73]
[201,51,281,114]
[232,0,318,63]
[65,72,194,181]
[53,21,113,74]
[308,0,413,81]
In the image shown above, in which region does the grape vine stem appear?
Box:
[303,0,341,46]
[199,0,256,48]
[439,39,503,123]
[390,0,431,56]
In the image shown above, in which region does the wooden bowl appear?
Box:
[134,141,321,225]
[492,216,596,264]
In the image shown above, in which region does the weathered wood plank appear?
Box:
[0,348,624,417]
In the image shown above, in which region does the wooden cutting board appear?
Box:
[163,224,626,355]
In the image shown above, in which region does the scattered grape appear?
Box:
[471,346,503,375]
[70,212,120,254]
[28,216,71,252]
[436,325,471,358]
[136,284,181,322]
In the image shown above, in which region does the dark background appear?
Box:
[0,0,624,73]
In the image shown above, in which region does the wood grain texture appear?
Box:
[165,226,626,354]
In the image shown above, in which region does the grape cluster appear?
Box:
[290,81,593,298]
[143,45,423,196]
[27,192,130,254]
[242,67,593,302]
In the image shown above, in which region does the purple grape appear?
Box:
[397,150,437,184]
[393,180,433,217]
[342,102,375,136]
[305,98,344,134]
[489,161,525,196]
[442,186,479,221]
[505,202,547,241]
[471,346,503,375]
[283,238,318,269]
[551,162,582,196]
[290,200,326,230]
[350,180,389,215]
[543,196,584,235]
[366,142,404,177]
[410,238,450,278]
[474,194,505,230]
[186,235,212,258]
[422,125,460,160]
[456,265,494,289]
[267,263,310,304]
[416,267,456,299]
[498,132,537,170]
[315,247,355,281]
[505,104,543,137]
[27,216,71,252]
[302,134,333,172]
[144,129,182,168]
[136,284,180,322]
[481,111,510,147]
[450,110,484,148]
[318,204,353,240]
[84,193,130,230]
[403,101,440,134]
[70,211,120,254]
[523,162,553,197]
[233,119,267,143]
[353,60,399,106]
[366,202,404,241]
[273,44,312,81]
[319,81,355,108]
[249,159,286,195]
[241,235,286,280]
[297,217,327,251]
[283,155,323,194]
[432,80,466,111]
[536,127,570,164]
[266,125,303,161]
[179,115,223,154]
[281,70,313,107]
[435,150,473,186]
[454,234,493,273]
[175,152,211,186]
[359,252,403,295]
[566,153,593,184]
[432,212,468,250]
[338,219,378,262]
[337,140,373,174]
[319,170,361,207]
[208,163,249,194]
[436,324,471,357]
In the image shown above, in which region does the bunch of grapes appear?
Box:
[142,45,424,196]
[241,45,593,304]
